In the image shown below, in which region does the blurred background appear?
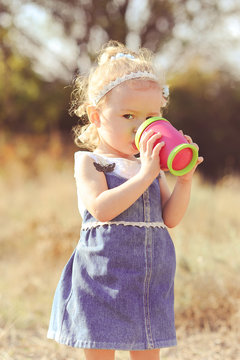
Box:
[0,0,239,359]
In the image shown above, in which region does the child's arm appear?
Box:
[159,152,203,228]
[76,132,164,222]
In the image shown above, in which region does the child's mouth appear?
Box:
[131,142,138,151]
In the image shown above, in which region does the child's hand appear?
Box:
[178,130,204,182]
[138,129,165,180]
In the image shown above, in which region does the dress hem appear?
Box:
[47,331,177,350]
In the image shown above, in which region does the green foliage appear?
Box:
[167,68,240,181]
[0,36,74,133]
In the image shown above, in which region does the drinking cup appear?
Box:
[135,117,198,176]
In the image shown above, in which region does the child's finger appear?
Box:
[197,156,204,165]
[191,156,204,172]
[139,130,154,152]
[140,130,161,153]
[191,142,199,151]
[145,132,162,154]
[184,135,192,143]
[152,141,165,157]
[179,130,193,145]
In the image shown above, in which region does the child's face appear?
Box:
[97,79,163,158]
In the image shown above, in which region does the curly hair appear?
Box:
[69,40,166,150]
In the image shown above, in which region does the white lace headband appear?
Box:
[90,52,169,105]
[91,71,159,106]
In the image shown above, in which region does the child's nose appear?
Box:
[135,118,144,131]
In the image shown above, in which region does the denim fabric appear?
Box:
[47,172,177,350]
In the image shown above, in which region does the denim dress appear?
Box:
[47,152,177,350]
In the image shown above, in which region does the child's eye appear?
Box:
[123,114,134,120]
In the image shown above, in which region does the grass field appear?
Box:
[0,133,239,359]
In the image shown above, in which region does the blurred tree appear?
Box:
[167,67,240,181]
[162,0,240,78]
[2,0,240,81]
[35,0,175,48]
[2,0,175,80]
[0,22,73,133]
[0,0,175,133]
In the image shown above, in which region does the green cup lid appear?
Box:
[167,144,198,176]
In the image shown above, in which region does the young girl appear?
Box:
[47,41,203,360]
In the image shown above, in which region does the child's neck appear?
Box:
[94,145,136,161]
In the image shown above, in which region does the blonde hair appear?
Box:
[69,40,166,150]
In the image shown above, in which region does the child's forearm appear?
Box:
[93,171,154,222]
[162,178,192,228]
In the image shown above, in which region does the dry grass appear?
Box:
[0,133,239,359]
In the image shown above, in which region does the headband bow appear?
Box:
[110,53,135,61]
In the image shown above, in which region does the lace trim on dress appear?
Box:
[81,221,166,230]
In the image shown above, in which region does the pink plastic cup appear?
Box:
[135,117,198,176]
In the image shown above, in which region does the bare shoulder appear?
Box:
[75,151,94,168]
[75,151,108,197]
[75,152,97,179]
[78,151,92,163]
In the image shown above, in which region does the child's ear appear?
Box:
[87,105,101,127]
